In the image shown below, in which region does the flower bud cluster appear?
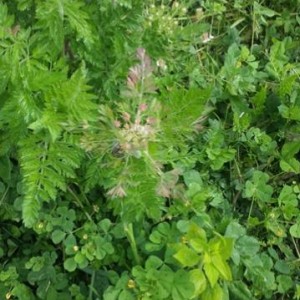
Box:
[114,103,157,158]
[145,3,187,35]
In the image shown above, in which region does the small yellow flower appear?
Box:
[37,222,44,229]
[276,229,284,237]
[127,279,136,289]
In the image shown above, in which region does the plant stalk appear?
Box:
[124,223,141,265]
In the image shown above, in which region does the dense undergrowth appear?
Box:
[0,0,300,299]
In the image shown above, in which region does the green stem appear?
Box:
[88,270,96,300]
[251,2,255,53]
[124,223,141,265]
[291,236,300,259]
[247,198,255,224]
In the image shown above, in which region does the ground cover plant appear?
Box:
[0,0,300,299]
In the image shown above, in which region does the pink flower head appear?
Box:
[138,103,148,112]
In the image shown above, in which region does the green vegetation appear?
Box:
[0,0,300,299]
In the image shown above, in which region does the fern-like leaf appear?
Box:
[19,135,83,227]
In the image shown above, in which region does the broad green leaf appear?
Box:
[277,275,293,294]
[103,287,120,300]
[225,222,246,239]
[51,229,66,244]
[74,252,87,265]
[155,267,173,299]
[244,170,273,202]
[186,222,207,252]
[290,221,300,238]
[201,283,223,300]
[266,221,287,237]
[207,148,236,170]
[219,238,234,260]
[280,142,300,173]
[173,245,200,267]
[274,260,291,275]
[99,218,112,233]
[11,284,34,300]
[281,141,300,158]
[45,286,57,300]
[278,185,297,206]
[211,254,232,281]
[203,262,219,287]
[172,270,195,300]
[64,234,76,248]
[149,223,171,245]
[279,104,300,121]
[208,237,233,260]
[145,256,163,270]
[103,242,114,255]
[119,290,135,300]
[189,269,207,297]
[176,220,190,233]
[183,170,203,186]
[280,158,300,173]
[236,236,260,257]
[63,257,77,272]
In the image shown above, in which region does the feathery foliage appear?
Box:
[1,1,300,299]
